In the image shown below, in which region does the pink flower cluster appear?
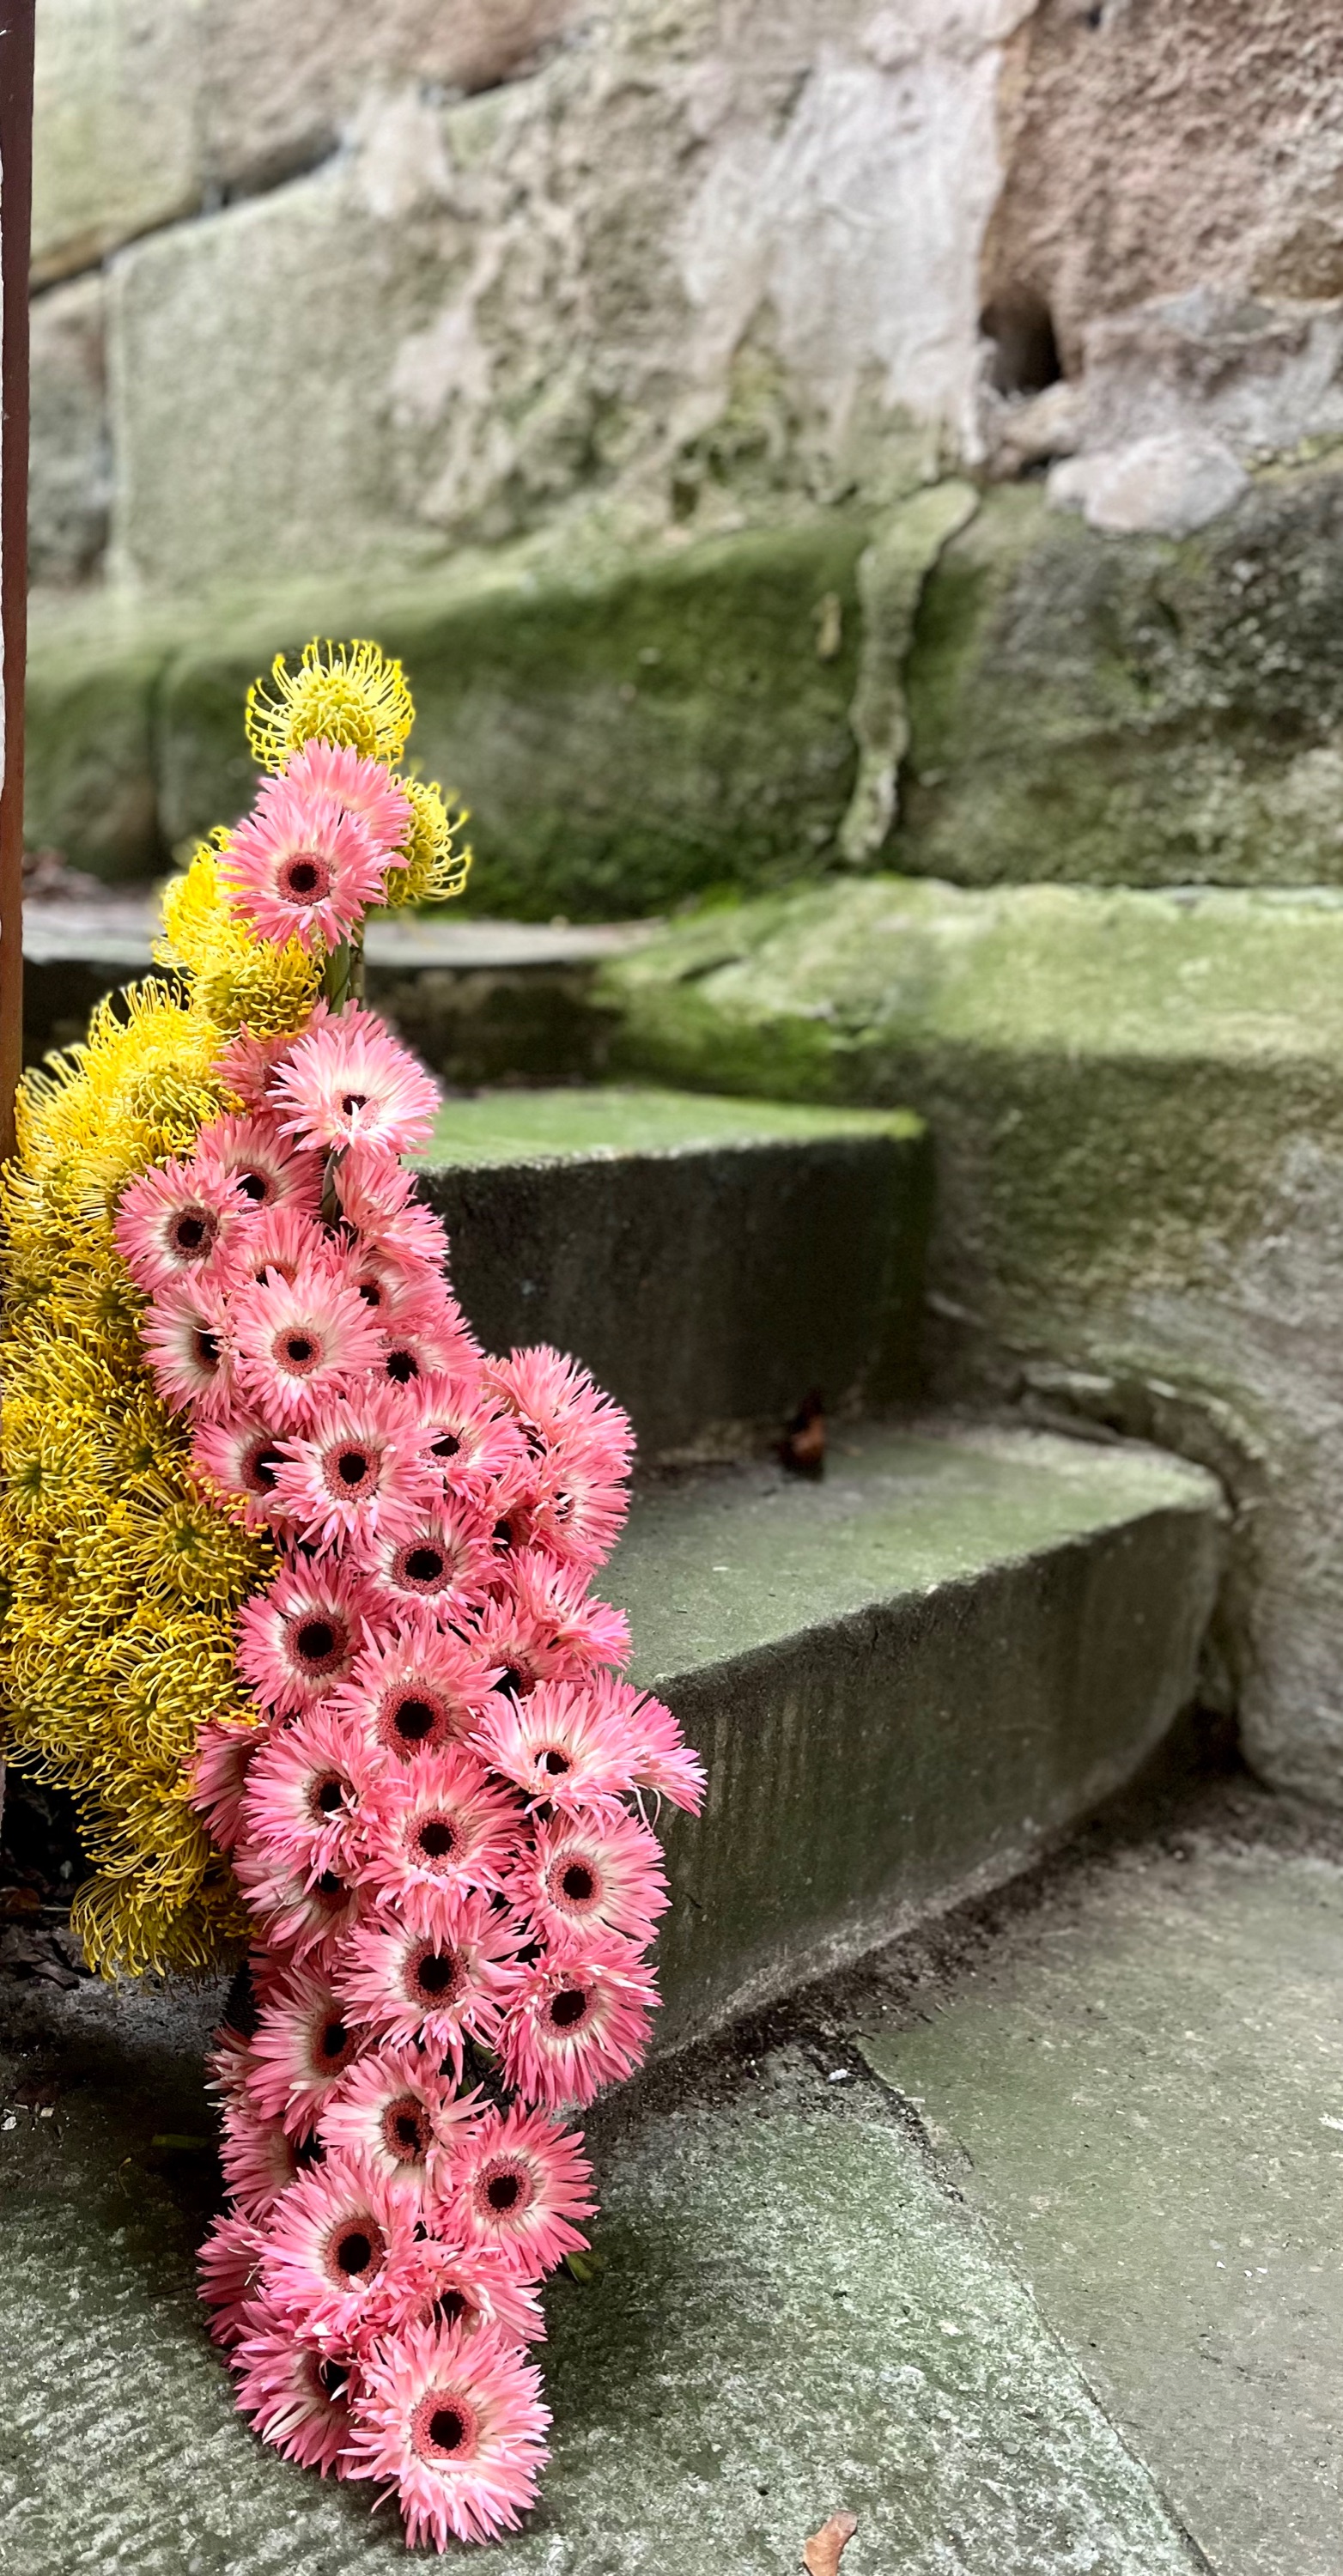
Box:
[114,1001,704,2548]
[219,740,414,951]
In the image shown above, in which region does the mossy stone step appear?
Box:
[415,1086,931,1458]
[603,1419,1223,2044]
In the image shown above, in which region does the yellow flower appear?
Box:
[385,776,473,908]
[246,635,415,773]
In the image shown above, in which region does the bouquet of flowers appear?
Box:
[0,640,704,2545]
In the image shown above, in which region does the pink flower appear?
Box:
[488,1346,633,1567]
[191,1412,290,1534]
[218,2095,302,2219]
[317,2046,477,2202]
[471,1550,630,1696]
[115,1155,246,1294]
[140,1275,234,1419]
[330,1608,502,1765]
[353,1492,495,1620]
[217,1202,328,1297]
[229,1257,383,1425]
[470,1677,634,1818]
[231,2297,359,2475]
[500,1935,658,2110]
[445,2104,593,2277]
[508,1808,668,1951]
[216,1025,298,1110]
[239,1700,384,1888]
[377,1291,479,1393]
[270,1000,440,1156]
[260,2149,416,2348]
[245,1960,369,2136]
[333,1891,525,2075]
[236,1558,377,1717]
[393,2240,546,2349]
[270,1385,436,1552]
[343,2318,550,2548]
[333,1236,442,1334]
[198,2212,266,2342]
[191,1110,325,1219]
[411,1371,528,1500]
[187,1714,268,1851]
[334,1140,450,1266]
[620,1685,708,1816]
[232,1836,362,1966]
[220,779,388,953]
[353,1750,520,1935]
[281,739,413,858]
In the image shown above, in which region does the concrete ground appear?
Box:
[1,1770,1338,2573]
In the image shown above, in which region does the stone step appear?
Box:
[416,1086,931,1459]
[21,900,653,1084]
[0,1955,1206,2576]
[605,1418,1223,2044]
[854,1780,1343,2576]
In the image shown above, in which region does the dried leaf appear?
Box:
[802,2510,859,2576]
[780,1388,826,1479]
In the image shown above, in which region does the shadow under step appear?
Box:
[605,1419,1224,2048]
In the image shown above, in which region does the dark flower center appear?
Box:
[315,1776,346,1815]
[318,2019,349,2066]
[429,2407,465,2452]
[393,1695,435,1744]
[561,1862,595,1903]
[342,1092,368,1115]
[336,1448,371,1487]
[384,2096,432,2162]
[334,2222,380,2279]
[283,854,328,901]
[402,1546,445,1587]
[416,1818,455,1861]
[486,2172,521,2212]
[416,1950,459,2001]
[238,1170,270,1203]
[194,1329,220,1369]
[543,1747,571,1777]
[550,1986,588,2029]
[285,1334,316,1366]
[316,2358,349,2401]
[250,1443,282,1492]
[433,1431,460,1458]
[173,1212,211,1254]
[432,2288,470,2329]
[295,1618,341,1668]
[386,1349,418,1383]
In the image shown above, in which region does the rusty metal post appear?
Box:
[0,1,33,1167]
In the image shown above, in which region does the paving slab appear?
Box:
[607,1420,1222,2043]
[416,1088,932,1457]
[860,1827,1343,2576]
[0,1970,1203,2576]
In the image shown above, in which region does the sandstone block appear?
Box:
[32,0,200,285]
[28,271,110,584]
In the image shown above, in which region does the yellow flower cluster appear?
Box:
[0,640,467,1978]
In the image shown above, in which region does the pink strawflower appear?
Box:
[471,1551,630,1696]
[343,2319,550,2549]
[233,1834,363,1966]
[205,2018,253,2110]
[198,2211,266,2342]
[317,2045,477,2202]
[500,1935,658,2110]
[217,1202,325,1296]
[412,1372,528,1499]
[353,1750,520,1934]
[270,1385,435,1552]
[191,1110,324,1218]
[216,1024,298,1110]
[260,2149,416,2348]
[270,999,440,1156]
[246,1960,369,2136]
[191,1412,290,1534]
[115,1155,246,1294]
[470,1677,634,1818]
[378,1291,479,1393]
[229,1257,383,1425]
[354,1492,495,1620]
[330,1608,502,1765]
[239,1700,384,1888]
[620,1685,708,1816]
[140,1274,235,1420]
[333,1236,443,1334]
[218,2094,302,2219]
[446,2104,593,2276]
[236,1557,377,1717]
[220,778,388,954]
[231,2295,359,2475]
[509,1808,668,1950]
[394,2240,546,2349]
[488,1346,633,1566]
[281,739,413,858]
[187,1714,268,1851]
[333,1890,525,2076]
[335,1140,450,1267]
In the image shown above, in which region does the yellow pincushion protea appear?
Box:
[0,639,466,1977]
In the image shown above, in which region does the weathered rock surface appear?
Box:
[600,872,1343,1805]
[27,272,109,586]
